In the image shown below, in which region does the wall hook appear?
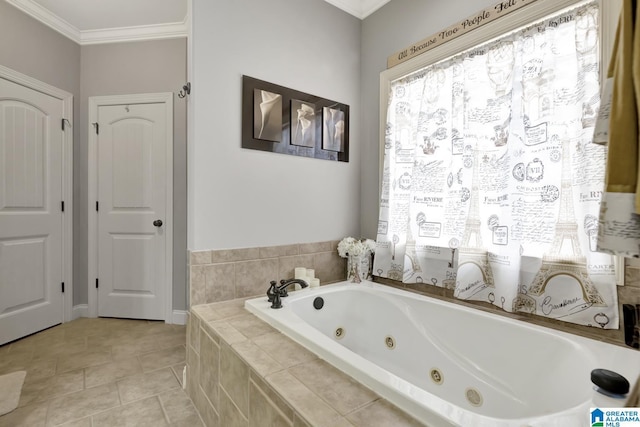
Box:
[178,82,191,98]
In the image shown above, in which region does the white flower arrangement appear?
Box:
[337,237,376,258]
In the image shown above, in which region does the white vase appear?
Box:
[347,252,373,283]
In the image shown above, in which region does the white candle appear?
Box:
[306,269,315,279]
[294,267,306,279]
[310,278,320,288]
[294,267,306,290]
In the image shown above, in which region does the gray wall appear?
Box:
[2,0,511,312]
[359,0,497,239]
[1,3,187,311]
[80,39,188,310]
[189,0,362,251]
[0,1,83,303]
[0,2,81,102]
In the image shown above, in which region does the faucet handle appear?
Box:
[267,280,278,302]
[271,291,283,309]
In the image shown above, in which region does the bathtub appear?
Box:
[245,280,640,426]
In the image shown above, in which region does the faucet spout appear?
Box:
[268,278,309,309]
[277,278,308,297]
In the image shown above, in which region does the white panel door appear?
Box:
[0,77,64,344]
[97,102,168,319]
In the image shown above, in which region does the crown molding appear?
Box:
[7,0,384,44]
[359,0,390,18]
[323,0,389,19]
[80,18,188,45]
[5,0,188,45]
[323,0,361,18]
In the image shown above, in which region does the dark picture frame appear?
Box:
[242,75,349,162]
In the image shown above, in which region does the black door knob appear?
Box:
[153,219,163,227]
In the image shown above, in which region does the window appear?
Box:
[374,0,622,328]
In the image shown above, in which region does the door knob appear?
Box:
[153,219,163,227]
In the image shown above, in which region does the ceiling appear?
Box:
[5,0,390,45]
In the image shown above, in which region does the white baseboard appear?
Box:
[72,304,89,320]
[172,310,188,325]
[73,305,186,324]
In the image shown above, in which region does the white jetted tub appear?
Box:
[245,280,640,426]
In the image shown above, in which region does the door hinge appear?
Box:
[61,282,65,293]
[96,201,99,211]
[61,201,65,212]
[62,118,71,131]
[96,278,99,289]
[93,122,99,135]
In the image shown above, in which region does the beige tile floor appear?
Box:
[0,317,204,427]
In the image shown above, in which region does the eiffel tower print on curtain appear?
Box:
[522,137,606,310]
[404,223,423,279]
[456,145,495,299]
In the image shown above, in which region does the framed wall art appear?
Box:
[253,89,282,142]
[242,75,349,162]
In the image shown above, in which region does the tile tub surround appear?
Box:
[187,300,425,427]
[190,240,640,349]
[189,241,347,306]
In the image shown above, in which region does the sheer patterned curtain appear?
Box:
[374,1,619,329]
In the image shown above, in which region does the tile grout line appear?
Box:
[0,319,188,426]
[220,385,249,424]
[249,377,295,427]
[155,394,173,424]
[343,397,383,419]
[43,395,54,427]
[82,365,87,394]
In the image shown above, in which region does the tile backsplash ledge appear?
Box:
[189,243,640,349]
[188,240,346,306]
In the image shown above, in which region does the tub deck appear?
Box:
[245,280,640,426]
[186,295,425,427]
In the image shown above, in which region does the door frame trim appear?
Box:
[88,93,174,322]
[0,65,74,324]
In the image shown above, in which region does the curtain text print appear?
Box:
[375,2,619,329]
